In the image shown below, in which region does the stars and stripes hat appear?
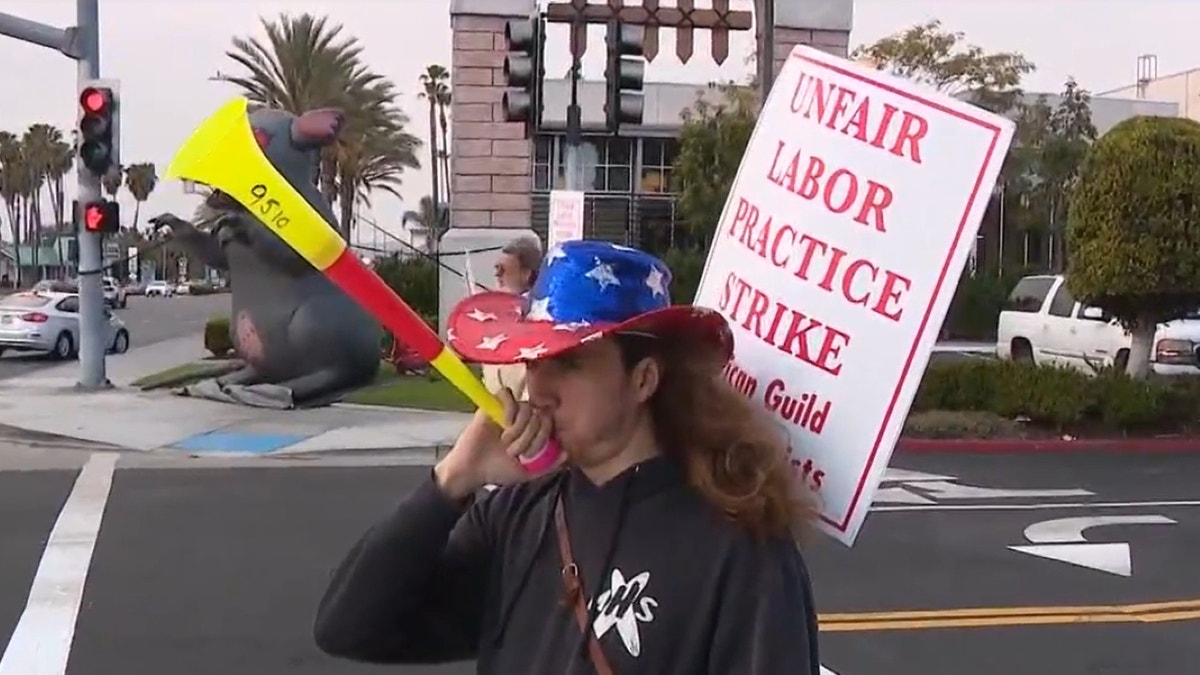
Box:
[446,240,734,365]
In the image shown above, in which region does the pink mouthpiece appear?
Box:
[519,438,563,474]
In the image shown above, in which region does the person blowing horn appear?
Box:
[314,240,821,674]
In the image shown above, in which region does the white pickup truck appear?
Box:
[996,274,1200,375]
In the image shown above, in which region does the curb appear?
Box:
[897,437,1200,452]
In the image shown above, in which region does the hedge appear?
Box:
[375,255,438,319]
[204,316,233,358]
[915,358,1200,435]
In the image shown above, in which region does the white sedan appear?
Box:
[145,280,175,297]
[0,291,130,359]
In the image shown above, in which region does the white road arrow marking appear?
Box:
[881,468,956,483]
[914,480,1094,501]
[1008,515,1176,577]
[1023,515,1175,543]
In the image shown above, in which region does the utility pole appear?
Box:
[756,0,776,105]
[0,0,110,389]
[564,17,583,192]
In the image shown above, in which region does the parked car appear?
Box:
[32,279,77,294]
[0,291,130,359]
[102,276,127,309]
[145,280,174,297]
[996,274,1200,375]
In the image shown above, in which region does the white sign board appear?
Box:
[127,247,139,282]
[548,189,585,249]
[694,46,1015,545]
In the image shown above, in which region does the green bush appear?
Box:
[1067,116,1200,326]
[940,271,1025,341]
[375,255,438,319]
[204,316,233,358]
[661,247,708,305]
[914,358,1200,434]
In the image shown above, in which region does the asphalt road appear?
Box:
[0,293,230,380]
[0,448,1197,675]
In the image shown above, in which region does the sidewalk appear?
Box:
[0,334,470,455]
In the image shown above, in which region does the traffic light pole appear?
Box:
[0,0,109,389]
[755,0,776,103]
[74,0,109,389]
[564,46,583,192]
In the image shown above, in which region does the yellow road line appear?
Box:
[819,598,1200,632]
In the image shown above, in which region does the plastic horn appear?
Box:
[164,97,561,473]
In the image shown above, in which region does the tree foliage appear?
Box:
[1066,116,1200,376]
[215,13,420,239]
[671,83,758,248]
[1001,78,1097,262]
[852,19,1035,113]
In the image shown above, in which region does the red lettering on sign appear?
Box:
[763,378,832,435]
[717,270,851,377]
[765,139,895,233]
[724,196,914,323]
[722,360,759,398]
[789,71,929,165]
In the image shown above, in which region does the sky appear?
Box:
[0,0,1190,246]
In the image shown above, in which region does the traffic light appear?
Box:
[501,15,546,133]
[78,79,120,176]
[81,200,120,234]
[604,21,646,133]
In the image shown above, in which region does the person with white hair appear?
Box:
[481,235,544,398]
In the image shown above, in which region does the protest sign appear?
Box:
[548,189,585,249]
[693,46,1015,545]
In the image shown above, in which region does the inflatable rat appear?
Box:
[150,107,382,409]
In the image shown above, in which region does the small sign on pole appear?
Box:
[548,189,585,250]
[693,46,1015,545]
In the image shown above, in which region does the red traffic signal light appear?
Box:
[81,200,120,234]
[79,84,117,175]
[80,87,112,115]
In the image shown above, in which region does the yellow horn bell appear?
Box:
[163,96,348,271]
[165,97,259,189]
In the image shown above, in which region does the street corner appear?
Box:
[70,465,433,674]
[0,467,83,654]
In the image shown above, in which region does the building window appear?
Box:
[533,135,554,192]
[595,136,633,193]
[639,138,678,193]
[546,136,634,193]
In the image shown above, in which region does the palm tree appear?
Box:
[0,132,25,284]
[101,167,122,199]
[418,64,449,216]
[403,195,448,254]
[214,13,420,240]
[42,134,72,273]
[437,87,451,206]
[123,162,158,230]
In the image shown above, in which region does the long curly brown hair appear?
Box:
[616,333,816,542]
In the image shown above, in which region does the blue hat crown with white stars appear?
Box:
[523,240,673,325]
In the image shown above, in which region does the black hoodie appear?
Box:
[314,457,820,674]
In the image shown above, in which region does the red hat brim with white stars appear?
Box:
[446,291,734,365]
